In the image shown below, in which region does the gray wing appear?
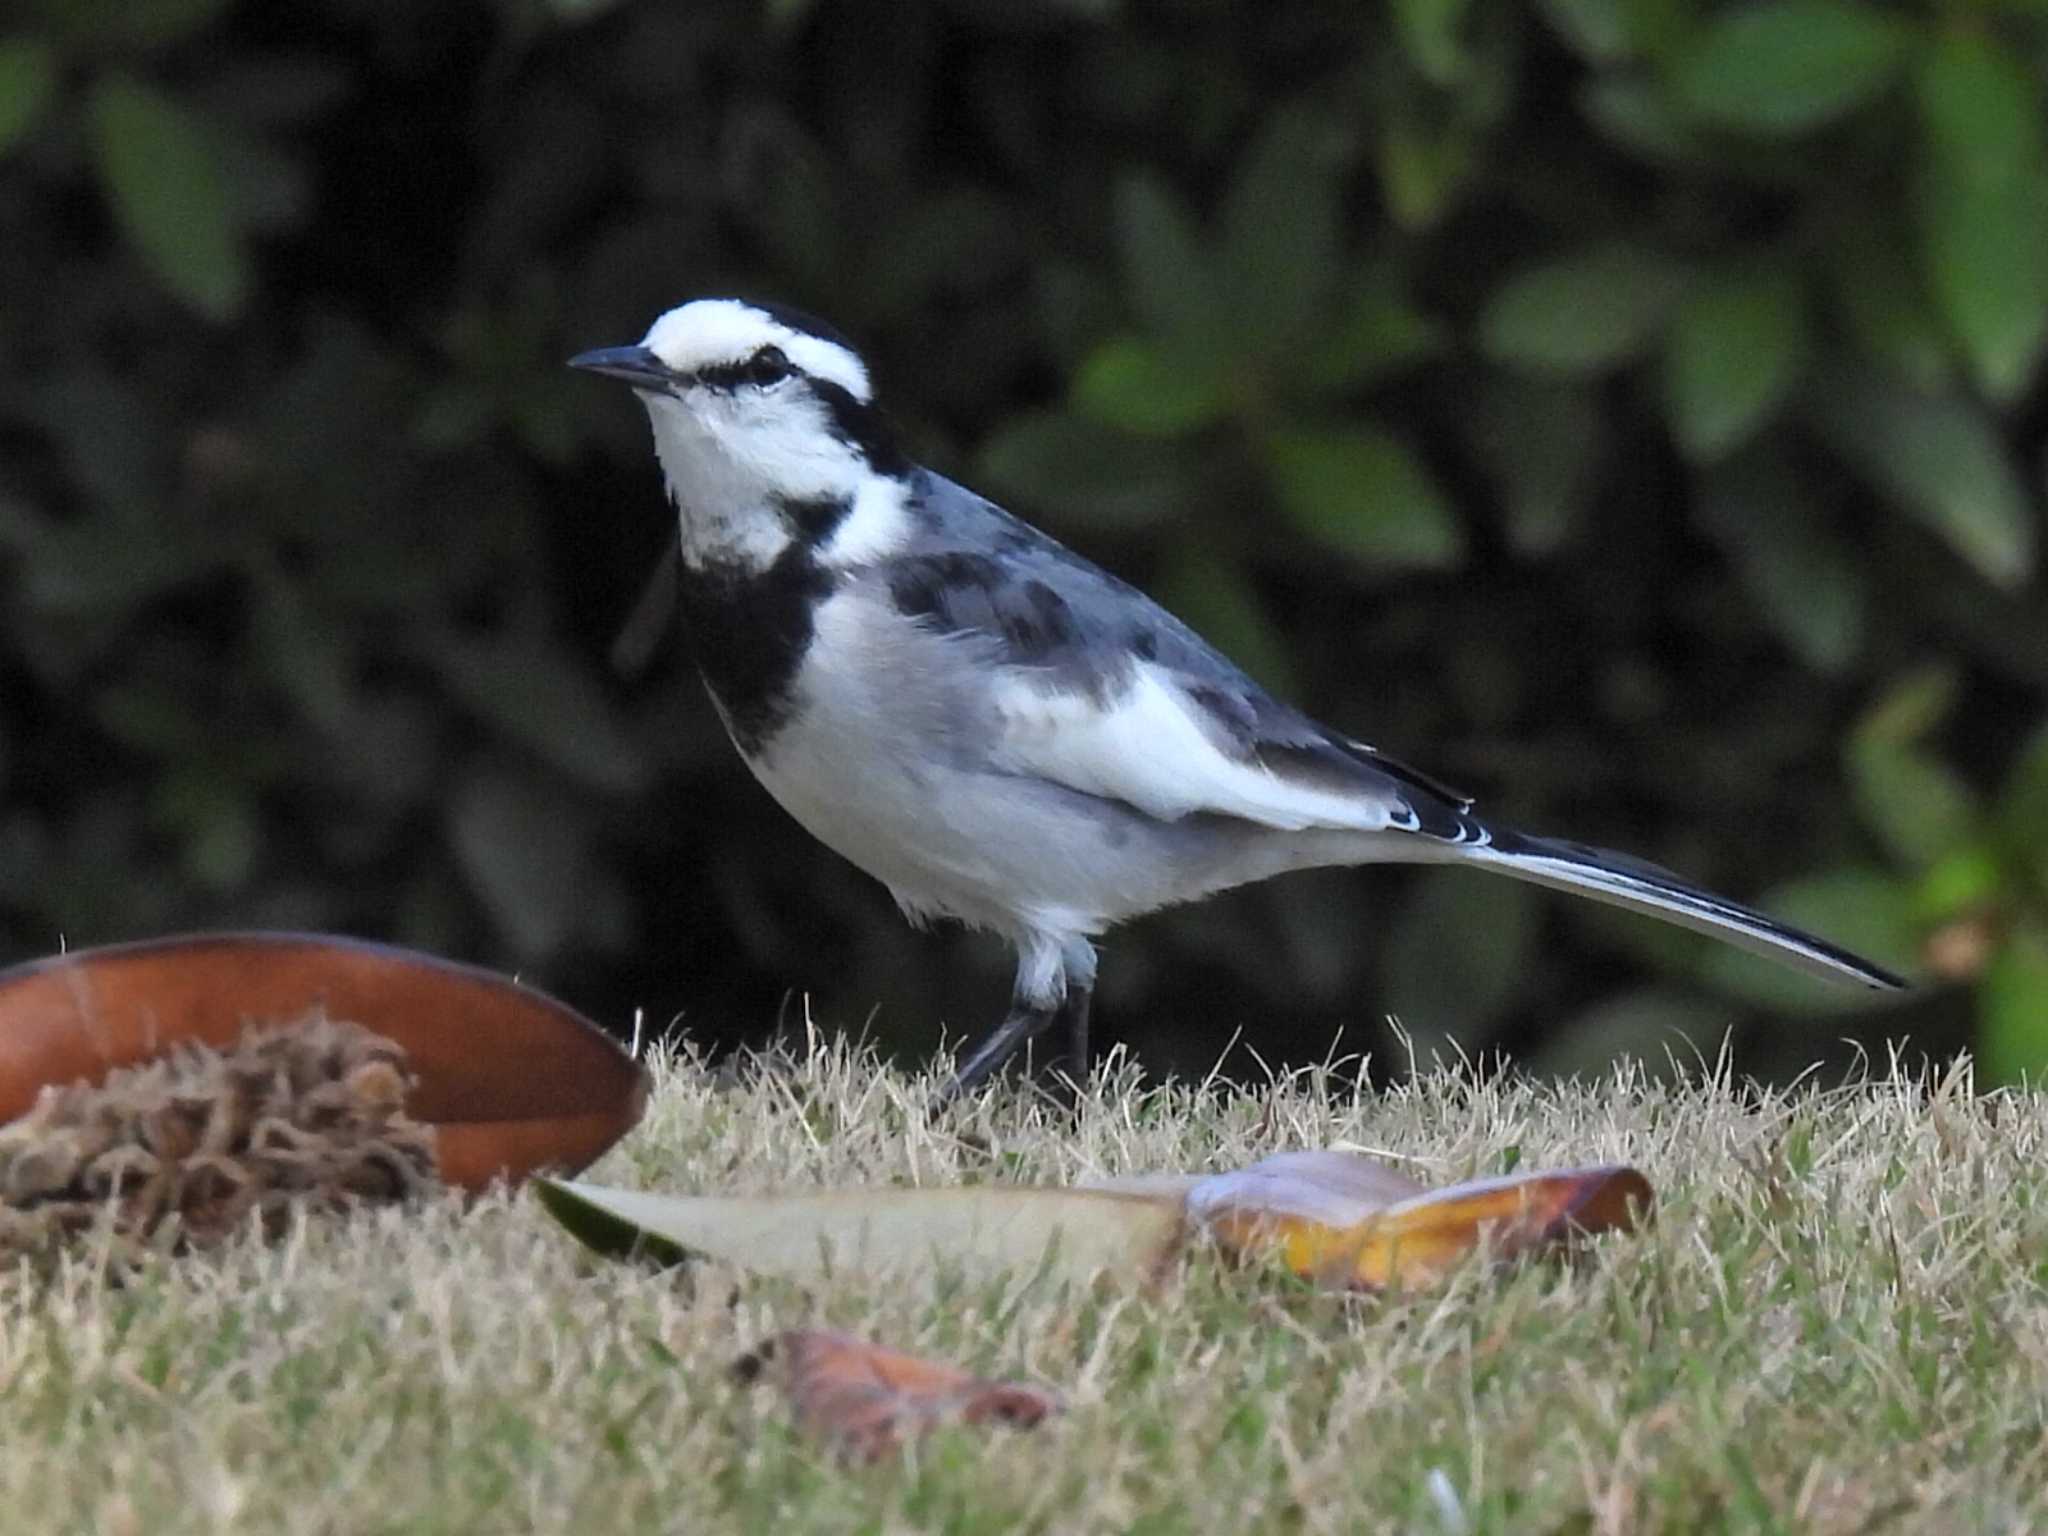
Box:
[882,480,1909,993]
[881,471,1472,833]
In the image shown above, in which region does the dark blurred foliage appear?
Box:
[3,0,2047,1084]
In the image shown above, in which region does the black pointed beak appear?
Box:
[567,345,677,391]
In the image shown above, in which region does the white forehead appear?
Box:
[639,300,871,403]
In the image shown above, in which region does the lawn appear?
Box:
[3,1036,2045,1533]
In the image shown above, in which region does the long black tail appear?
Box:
[1430,819,1907,990]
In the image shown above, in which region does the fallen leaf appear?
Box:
[0,932,647,1191]
[535,1177,1187,1285]
[540,1147,1652,1295]
[1187,1150,1653,1290]
[734,1328,1061,1462]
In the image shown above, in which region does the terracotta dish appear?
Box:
[0,932,648,1191]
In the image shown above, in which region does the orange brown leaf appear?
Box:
[735,1329,1061,1462]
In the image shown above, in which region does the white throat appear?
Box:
[639,389,847,568]
[640,389,914,572]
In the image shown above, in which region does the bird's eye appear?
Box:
[744,345,793,386]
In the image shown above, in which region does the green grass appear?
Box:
[4,1037,2047,1533]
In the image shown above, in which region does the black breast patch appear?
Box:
[775,492,851,544]
[675,546,836,754]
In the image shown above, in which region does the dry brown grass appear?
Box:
[3,1031,2046,1533]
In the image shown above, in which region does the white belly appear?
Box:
[735,590,1175,940]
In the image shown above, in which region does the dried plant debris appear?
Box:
[0,1014,438,1267]
[734,1329,1062,1463]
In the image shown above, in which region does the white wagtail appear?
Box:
[571,298,1906,1098]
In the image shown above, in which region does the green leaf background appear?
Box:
[2,0,2045,1085]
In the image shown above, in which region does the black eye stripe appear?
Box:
[693,344,796,392]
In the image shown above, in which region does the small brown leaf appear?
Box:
[736,1329,1061,1462]
[1190,1151,1653,1290]
[0,933,647,1191]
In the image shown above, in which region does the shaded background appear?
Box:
[3,0,2046,1084]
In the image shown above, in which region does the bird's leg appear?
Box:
[1060,982,1092,1086]
[933,935,1096,1108]
[936,999,1061,1104]
[1055,936,1097,1088]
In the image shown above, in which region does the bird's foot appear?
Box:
[931,986,1092,1110]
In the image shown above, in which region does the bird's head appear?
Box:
[571,300,906,563]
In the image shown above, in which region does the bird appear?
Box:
[570,298,1906,1100]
